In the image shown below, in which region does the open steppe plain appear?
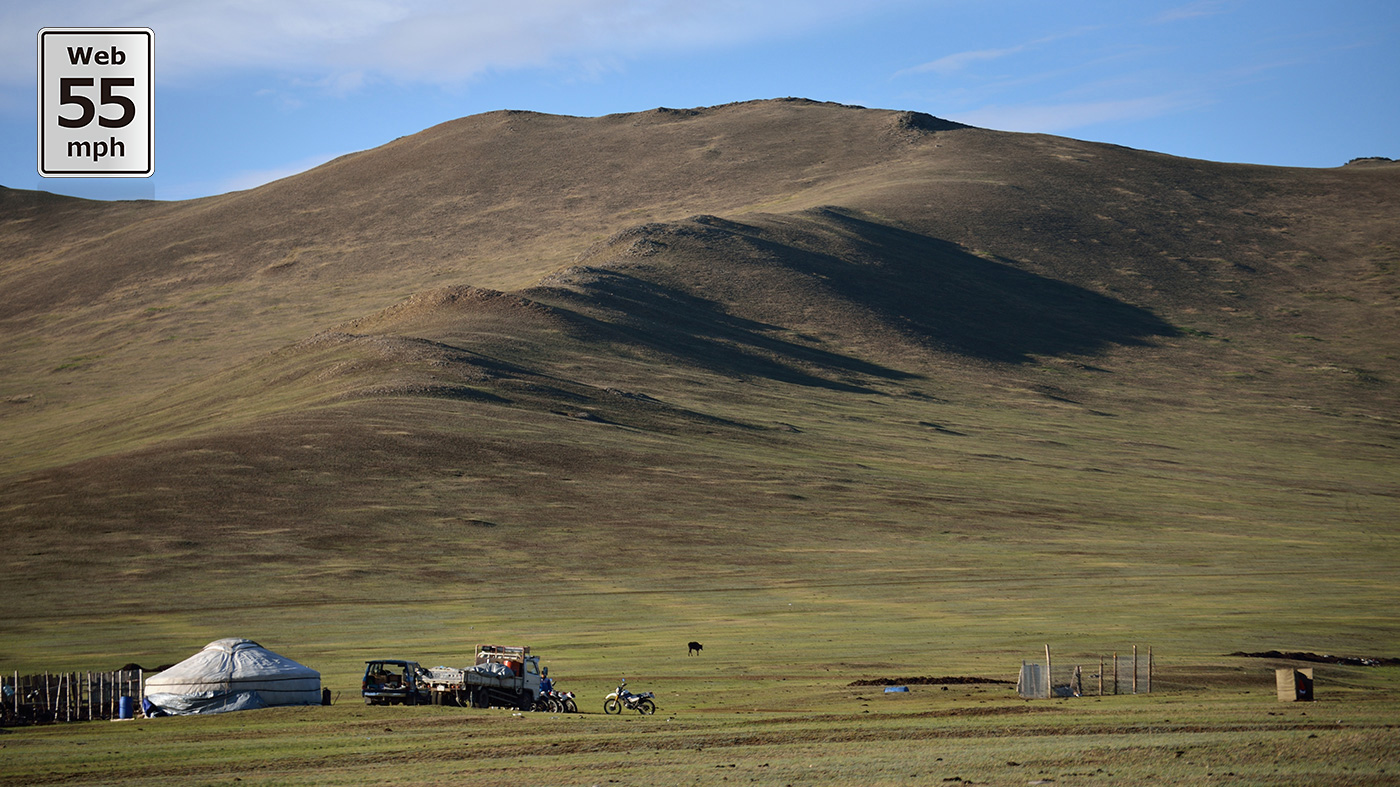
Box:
[1,99,1397,783]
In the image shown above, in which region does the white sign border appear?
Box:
[38,27,154,178]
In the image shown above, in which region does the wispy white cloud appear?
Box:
[897,45,1026,77]
[6,1,403,86]
[954,92,1209,133]
[896,17,1220,138]
[896,27,1098,78]
[4,0,897,90]
[163,150,349,200]
[1153,0,1233,24]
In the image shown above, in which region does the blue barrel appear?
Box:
[118,696,134,719]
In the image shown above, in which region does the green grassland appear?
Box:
[2,660,1398,785]
[3,352,1396,783]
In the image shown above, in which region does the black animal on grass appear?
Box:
[688,641,703,655]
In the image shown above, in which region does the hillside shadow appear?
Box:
[535,271,916,393]
[529,210,1177,390]
[758,210,1179,363]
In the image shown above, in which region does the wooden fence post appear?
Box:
[1133,646,1139,695]
[1099,655,1104,696]
[1045,644,1052,700]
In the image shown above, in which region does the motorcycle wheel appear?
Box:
[603,698,622,715]
[563,697,577,713]
[636,698,656,715]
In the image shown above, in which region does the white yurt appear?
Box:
[143,638,321,715]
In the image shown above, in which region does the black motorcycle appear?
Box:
[534,688,577,713]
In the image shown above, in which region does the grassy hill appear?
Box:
[1,96,1397,706]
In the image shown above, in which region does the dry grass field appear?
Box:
[1,99,1397,784]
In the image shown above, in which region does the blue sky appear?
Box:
[3,0,1396,201]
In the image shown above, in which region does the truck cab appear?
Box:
[362,660,432,705]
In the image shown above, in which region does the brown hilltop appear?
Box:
[0,98,1396,635]
[3,99,949,312]
[4,98,1392,411]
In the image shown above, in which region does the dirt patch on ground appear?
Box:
[1229,651,1400,666]
[847,676,1015,687]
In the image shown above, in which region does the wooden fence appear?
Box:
[2,669,144,726]
[1020,645,1153,698]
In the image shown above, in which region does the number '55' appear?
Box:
[57,77,136,128]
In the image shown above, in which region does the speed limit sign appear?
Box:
[38,28,153,177]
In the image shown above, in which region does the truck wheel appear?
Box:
[637,699,656,715]
[603,698,621,715]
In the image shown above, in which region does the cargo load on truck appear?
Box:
[361,645,543,711]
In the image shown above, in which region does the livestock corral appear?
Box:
[2,668,144,725]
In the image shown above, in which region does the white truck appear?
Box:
[362,645,543,710]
